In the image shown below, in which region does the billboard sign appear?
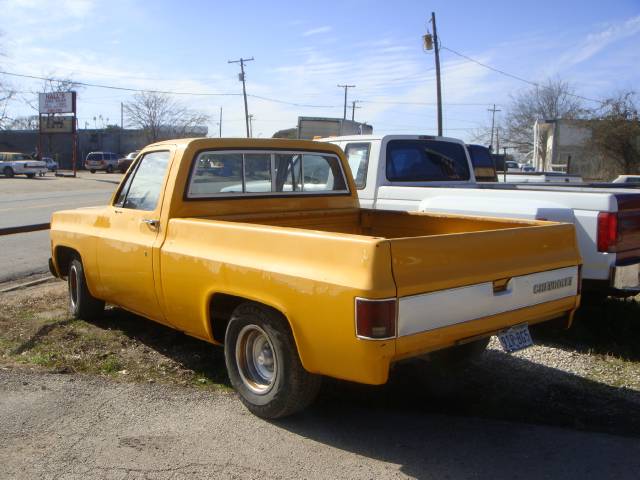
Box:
[38,92,74,114]
[40,115,74,134]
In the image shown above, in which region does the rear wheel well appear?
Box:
[55,246,79,278]
[209,294,288,344]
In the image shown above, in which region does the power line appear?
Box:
[0,69,343,108]
[359,99,495,106]
[440,46,605,104]
[0,70,241,97]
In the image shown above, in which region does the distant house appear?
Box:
[533,118,640,180]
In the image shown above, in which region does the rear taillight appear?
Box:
[355,298,397,339]
[597,212,618,252]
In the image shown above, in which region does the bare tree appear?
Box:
[6,115,38,130]
[124,91,209,143]
[504,78,587,151]
[0,33,16,129]
[589,91,640,177]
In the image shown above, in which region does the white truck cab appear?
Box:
[323,134,640,298]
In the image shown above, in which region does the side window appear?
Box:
[344,143,370,189]
[115,151,170,211]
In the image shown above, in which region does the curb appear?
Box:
[0,275,56,293]
[0,223,50,236]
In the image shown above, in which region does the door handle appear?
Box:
[142,219,160,229]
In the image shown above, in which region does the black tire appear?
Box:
[224,303,321,419]
[431,337,490,366]
[90,169,96,174]
[68,257,104,320]
[26,173,35,179]
[106,165,113,173]
[3,167,14,178]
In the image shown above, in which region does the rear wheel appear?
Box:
[224,303,321,418]
[106,165,113,173]
[68,257,104,320]
[3,167,14,178]
[89,169,96,174]
[26,173,35,179]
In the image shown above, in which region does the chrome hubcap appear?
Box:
[235,325,277,395]
[69,265,79,310]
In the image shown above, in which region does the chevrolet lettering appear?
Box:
[533,277,574,294]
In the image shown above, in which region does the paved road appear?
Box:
[0,370,638,480]
[0,173,121,282]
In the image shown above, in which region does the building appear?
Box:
[272,117,373,140]
[533,118,640,181]
[0,126,207,169]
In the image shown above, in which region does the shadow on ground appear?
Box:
[96,307,230,386]
[533,297,640,361]
[87,306,640,441]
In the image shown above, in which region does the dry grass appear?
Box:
[0,281,230,390]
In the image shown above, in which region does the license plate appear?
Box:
[497,324,533,353]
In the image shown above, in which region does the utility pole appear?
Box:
[228,57,254,137]
[351,100,361,122]
[120,102,124,129]
[488,104,501,152]
[431,12,443,136]
[338,84,355,120]
[248,114,254,138]
[219,107,223,137]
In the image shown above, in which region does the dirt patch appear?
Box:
[0,281,230,390]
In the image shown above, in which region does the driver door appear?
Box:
[95,149,172,323]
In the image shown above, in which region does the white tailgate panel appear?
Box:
[397,266,578,337]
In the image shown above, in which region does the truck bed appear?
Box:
[205,208,540,238]
[191,208,580,297]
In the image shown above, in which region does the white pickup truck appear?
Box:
[323,135,640,298]
[0,152,48,178]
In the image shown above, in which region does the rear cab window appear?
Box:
[386,139,470,182]
[186,150,349,198]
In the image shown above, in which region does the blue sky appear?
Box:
[2,0,639,141]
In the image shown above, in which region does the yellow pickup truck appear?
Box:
[49,138,581,418]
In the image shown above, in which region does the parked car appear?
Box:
[0,152,47,178]
[117,151,140,173]
[613,175,640,184]
[521,165,535,172]
[49,138,581,418]
[42,157,59,172]
[84,151,119,173]
[505,160,520,172]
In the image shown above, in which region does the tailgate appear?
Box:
[388,223,580,336]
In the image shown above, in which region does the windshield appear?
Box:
[386,139,470,182]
